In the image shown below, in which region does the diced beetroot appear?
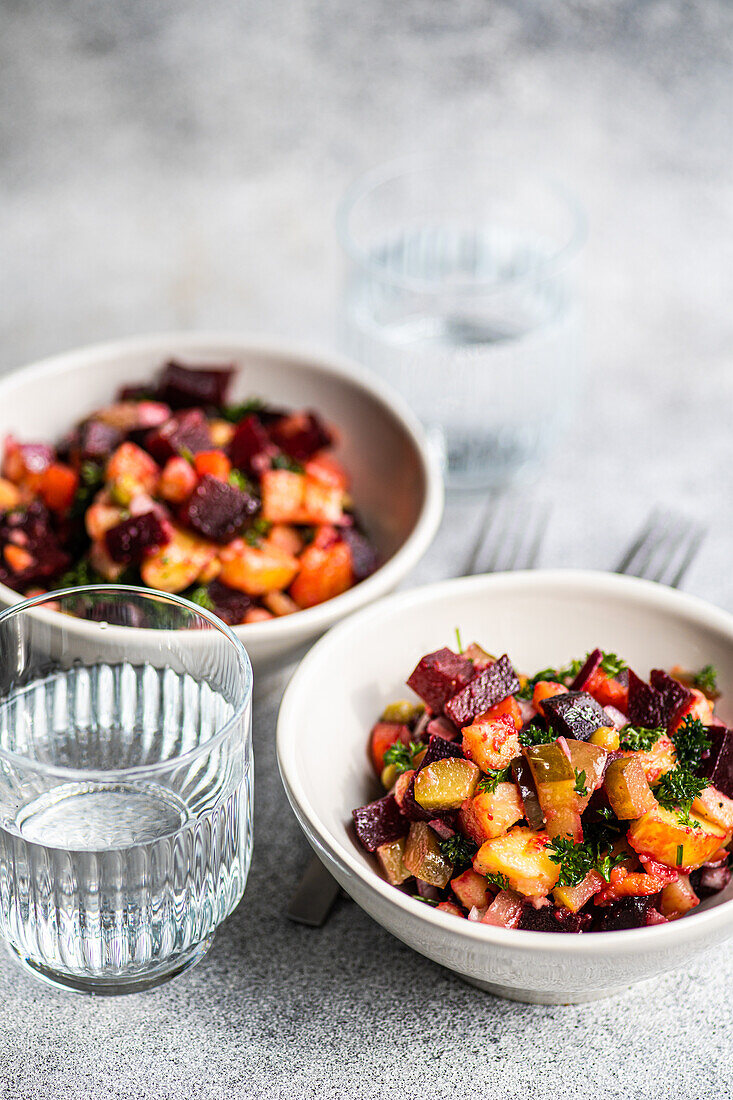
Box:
[415,880,442,902]
[341,526,379,582]
[180,474,258,543]
[415,734,464,773]
[570,648,603,691]
[700,728,733,799]
[0,502,70,586]
[399,775,438,823]
[690,865,731,898]
[591,896,661,931]
[155,361,234,410]
[444,655,521,727]
[406,647,475,713]
[117,383,153,401]
[229,415,274,473]
[268,411,332,461]
[145,409,212,463]
[426,716,460,741]
[626,670,666,729]
[86,600,147,628]
[427,819,455,840]
[206,579,252,625]
[78,420,123,463]
[104,511,171,564]
[518,903,592,933]
[352,793,407,852]
[541,690,610,741]
[650,669,694,727]
[511,756,545,830]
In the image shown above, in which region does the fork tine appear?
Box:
[616,509,707,588]
[468,497,549,575]
[615,510,668,576]
[660,524,707,588]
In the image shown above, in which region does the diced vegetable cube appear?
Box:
[511,755,545,830]
[570,648,603,690]
[451,868,490,910]
[289,540,353,608]
[206,579,252,625]
[524,742,582,841]
[436,900,464,917]
[230,415,274,472]
[553,870,606,912]
[691,784,733,831]
[140,526,216,593]
[632,734,677,784]
[341,527,378,582]
[155,361,234,409]
[481,889,524,928]
[518,904,593,933]
[564,739,608,809]
[218,539,300,596]
[699,728,733,798]
[403,822,453,887]
[193,450,231,481]
[38,464,78,513]
[106,442,159,495]
[626,670,666,729]
[473,826,560,897]
[444,654,520,727]
[406,647,475,713]
[260,469,305,523]
[77,419,124,463]
[649,669,693,727]
[660,873,699,920]
[105,511,171,564]
[413,757,479,812]
[268,411,332,461]
[458,783,524,843]
[181,474,258,543]
[158,456,198,503]
[369,721,412,773]
[592,897,663,931]
[627,804,728,870]
[604,757,656,819]
[414,733,463,772]
[144,409,212,463]
[0,478,21,512]
[376,837,411,885]
[352,793,406,852]
[541,691,610,741]
[462,712,520,773]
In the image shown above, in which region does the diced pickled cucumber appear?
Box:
[403,822,453,887]
[604,757,656,819]
[380,700,425,724]
[413,757,480,812]
[376,837,411,885]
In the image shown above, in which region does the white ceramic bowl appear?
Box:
[278,570,733,1004]
[0,333,443,668]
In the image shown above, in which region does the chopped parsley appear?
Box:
[59,557,104,589]
[454,627,464,654]
[547,834,627,887]
[243,518,273,547]
[382,740,423,775]
[439,834,476,870]
[412,894,439,907]
[693,664,718,695]
[484,872,511,891]
[599,652,627,678]
[573,769,588,797]
[185,585,214,612]
[271,453,304,474]
[228,468,253,492]
[519,722,556,747]
[69,461,104,520]
[653,767,707,826]
[619,725,664,753]
[676,844,684,867]
[219,398,265,423]
[477,767,511,794]
[671,716,712,771]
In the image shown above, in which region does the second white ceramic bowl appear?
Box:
[0,333,443,668]
[278,571,733,1003]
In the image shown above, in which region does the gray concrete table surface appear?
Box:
[1,1,733,1097]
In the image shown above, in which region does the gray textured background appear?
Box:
[1,2,733,1097]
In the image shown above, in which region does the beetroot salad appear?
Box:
[0,361,377,623]
[353,643,732,932]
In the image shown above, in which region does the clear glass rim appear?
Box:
[0,584,253,781]
[336,152,588,294]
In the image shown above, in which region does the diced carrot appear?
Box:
[289,540,353,609]
[533,680,568,713]
[194,450,231,481]
[158,456,198,503]
[219,539,300,596]
[671,688,714,731]
[39,463,78,512]
[369,721,411,773]
[3,544,33,573]
[304,451,350,490]
[584,668,629,710]
[244,607,274,623]
[0,477,21,511]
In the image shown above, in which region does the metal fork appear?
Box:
[615,508,707,586]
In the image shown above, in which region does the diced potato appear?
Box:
[660,873,699,920]
[553,870,606,912]
[219,540,300,596]
[302,478,345,525]
[85,500,127,541]
[473,826,560,897]
[376,837,411,885]
[140,526,216,593]
[524,743,582,842]
[627,804,729,870]
[604,757,656,820]
[632,736,677,785]
[462,713,521,773]
[451,868,490,910]
[261,470,306,523]
[458,783,524,844]
[106,442,159,495]
[692,785,733,832]
[413,757,480,812]
[590,727,620,750]
[304,451,350,490]
[89,540,127,581]
[289,541,352,609]
[403,822,453,888]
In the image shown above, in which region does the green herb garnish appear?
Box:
[519,722,556,747]
[382,740,423,775]
[439,835,476,870]
[477,767,511,794]
[693,664,718,695]
[484,872,511,891]
[455,627,463,654]
[179,447,195,466]
[654,767,707,825]
[412,894,439,907]
[228,468,252,492]
[671,716,712,771]
[619,725,664,753]
[547,835,627,887]
[599,652,627,678]
[573,769,588,797]
[676,844,684,867]
[243,517,272,547]
[185,585,215,611]
[271,453,304,473]
[59,557,104,589]
[219,398,265,424]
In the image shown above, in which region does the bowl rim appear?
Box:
[0,330,444,642]
[277,568,733,954]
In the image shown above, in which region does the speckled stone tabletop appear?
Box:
[1,2,733,1097]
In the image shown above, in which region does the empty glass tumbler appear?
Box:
[338,155,586,490]
[0,586,253,993]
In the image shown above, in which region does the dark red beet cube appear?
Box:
[650,669,693,727]
[206,579,252,625]
[342,527,378,582]
[406,647,475,713]
[444,654,520,727]
[155,361,234,409]
[518,904,592,933]
[700,728,733,798]
[541,691,610,741]
[78,419,123,463]
[415,734,464,774]
[0,502,70,587]
[352,793,407,852]
[117,382,154,401]
[591,896,661,931]
[105,511,170,564]
[570,648,603,691]
[145,409,212,463]
[181,474,258,543]
[229,415,274,472]
[690,865,731,898]
[626,670,666,729]
[268,411,332,461]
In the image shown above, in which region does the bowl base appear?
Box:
[7,936,213,996]
[457,972,630,1004]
